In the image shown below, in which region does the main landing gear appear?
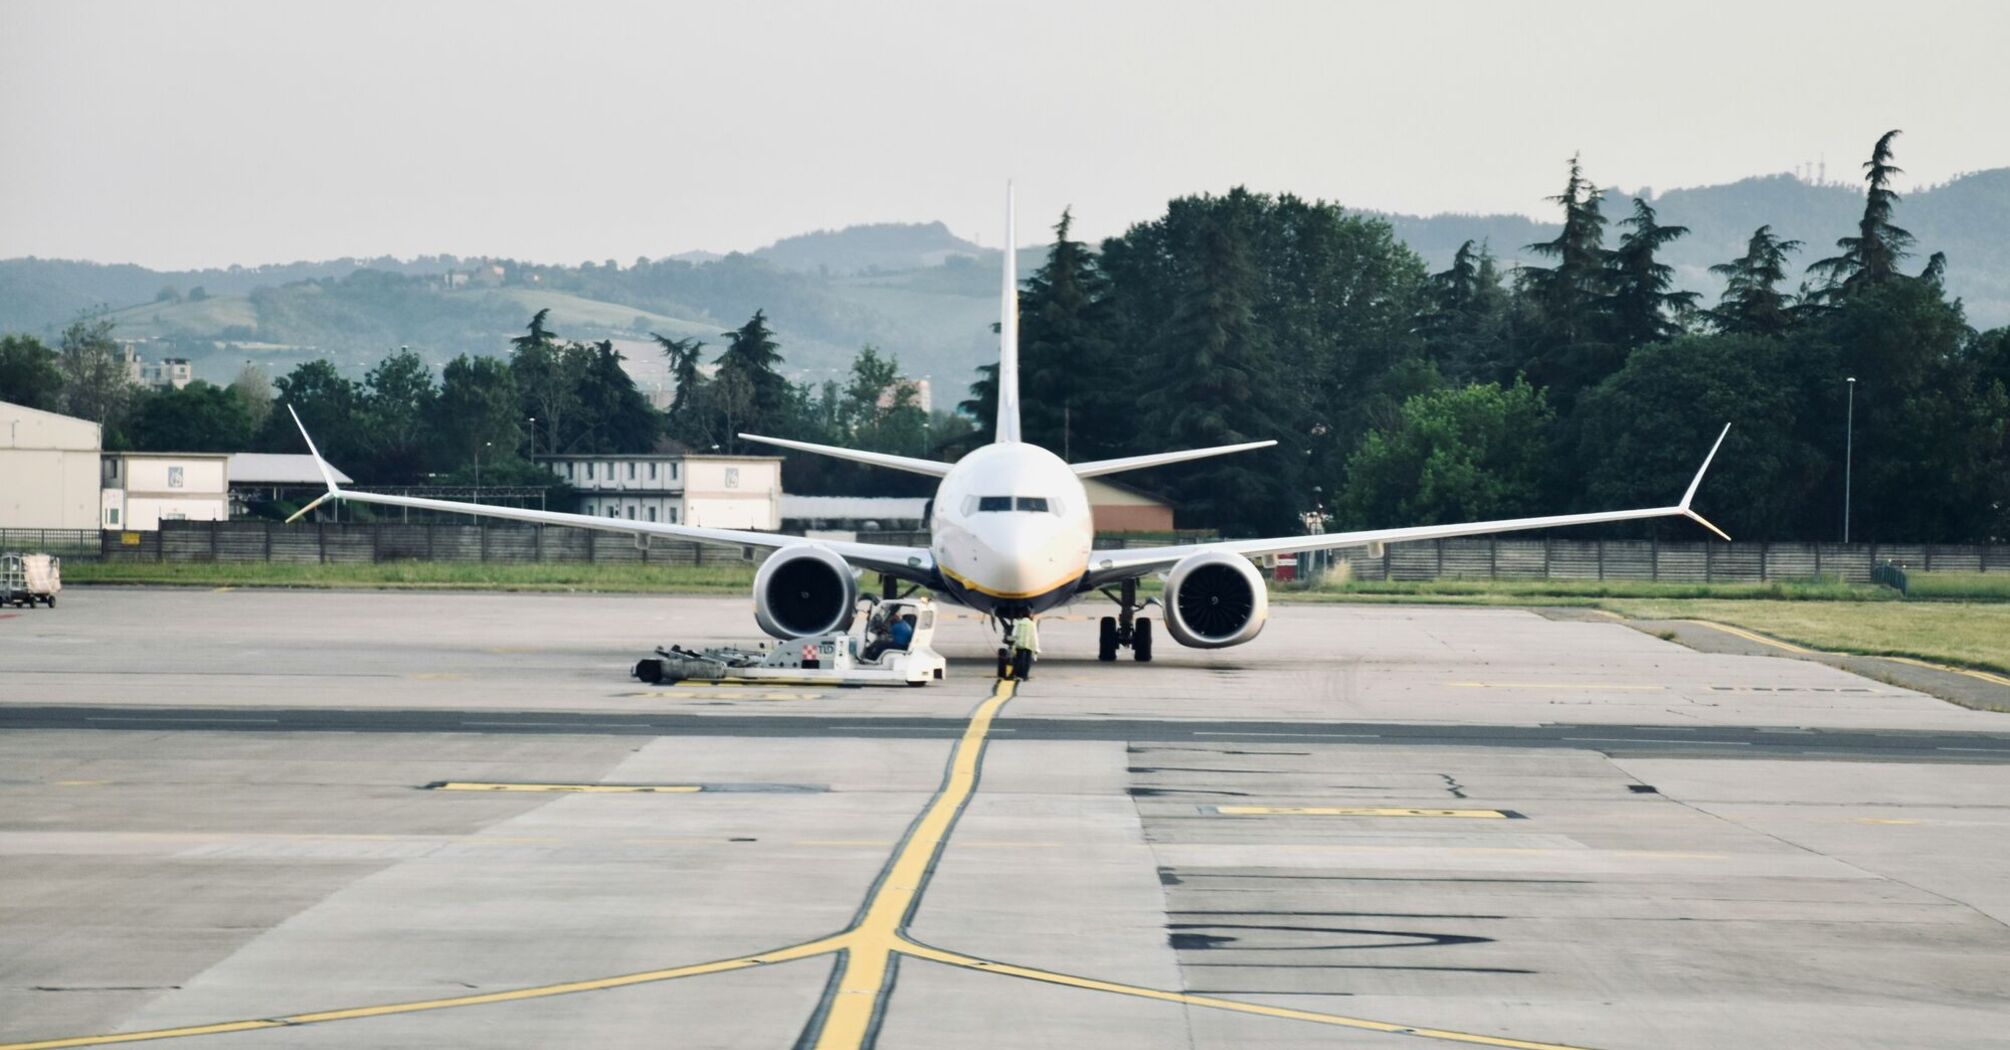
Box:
[1097,578,1154,663]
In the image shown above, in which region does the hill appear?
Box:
[3,168,2005,394]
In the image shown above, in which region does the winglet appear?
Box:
[1677,423,1732,541]
[287,404,344,495]
[1680,423,1730,510]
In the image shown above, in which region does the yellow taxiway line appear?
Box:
[2,676,1606,1050]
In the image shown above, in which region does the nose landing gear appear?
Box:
[1098,578,1154,663]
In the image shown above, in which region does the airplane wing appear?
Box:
[285,408,936,583]
[1083,424,1731,588]
[1069,439,1278,478]
[737,433,953,477]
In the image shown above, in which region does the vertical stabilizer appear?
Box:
[995,182,1022,443]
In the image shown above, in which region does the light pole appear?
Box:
[1843,377,1856,544]
[526,417,537,458]
[475,441,491,504]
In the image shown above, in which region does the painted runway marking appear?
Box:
[0,677,1606,1050]
[82,716,278,725]
[426,782,705,794]
[1212,806,1515,819]
[1447,682,1664,691]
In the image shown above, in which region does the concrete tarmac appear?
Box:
[3,588,2008,1049]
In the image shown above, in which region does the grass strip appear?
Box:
[66,560,758,593]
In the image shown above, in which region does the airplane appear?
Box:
[286,187,1730,666]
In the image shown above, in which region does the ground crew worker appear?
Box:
[1007,615,1040,680]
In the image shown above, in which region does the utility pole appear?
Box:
[1843,376,1856,543]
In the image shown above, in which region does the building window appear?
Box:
[168,466,184,489]
[672,462,679,481]
[647,507,657,522]
[102,459,120,484]
[725,467,740,489]
[626,507,635,520]
[671,507,680,524]
[585,463,595,481]
[564,462,574,479]
[607,507,618,518]
[107,508,119,526]
[648,463,657,480]
[627,462,636,480]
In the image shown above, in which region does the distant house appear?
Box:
[100,451,230,531]
[781,495,929,532]
[120,344,192,390]
[0,401,102,530]
[538,453,783,529]
[1083,478,1175,533]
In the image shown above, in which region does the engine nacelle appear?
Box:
[753,547,859,639]
[1163,550,1268,649]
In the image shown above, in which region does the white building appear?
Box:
[100,452,230,531]
[0,401,102,529]
[539,453,782,530]
[119,345,193,390]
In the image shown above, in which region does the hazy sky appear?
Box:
[5,0,2006,270]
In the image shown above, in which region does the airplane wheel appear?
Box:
[1133,618,1153,662]
[996,647,1011,679]
[1098,617,1118,661]
[1012,650,1033,680]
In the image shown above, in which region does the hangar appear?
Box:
[0,400,101,530]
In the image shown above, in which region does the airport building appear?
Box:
[0,401,103,530]
[100,451,231,531]
[538,453,783,529]
[1081,478,1175,533]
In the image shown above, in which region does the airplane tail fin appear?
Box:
[995,182,1022,444]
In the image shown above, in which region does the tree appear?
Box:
[229,361,274,433]
[1517,156,1615,407]
[0,334,65,411]
[1016,209,1118,458]
[1808,130,1916,297]
[1575,334,1821,539]
[714,310,790,434]
[1336,379,1554,528]
[1421,240,1513,384]
[960,362,998,437]
[435,354,521,468]
[127,381,254,452]
[261,359,362,465]
[653,333,707,445]
[1709,226,1803,338]
[570,340,659,453]
[58,317,134,429]
[1601,197,1698,348]
[509,309,584,456]
[361,347,438,480]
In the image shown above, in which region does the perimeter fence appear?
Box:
[4,523,2004,584]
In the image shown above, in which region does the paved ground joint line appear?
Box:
[1,677,1608,1050]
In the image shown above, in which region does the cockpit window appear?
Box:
[1015,497,1049,513]
[976,496,1014,512]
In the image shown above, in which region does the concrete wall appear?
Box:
[0,402,102,529]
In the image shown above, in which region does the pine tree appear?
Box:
[714,310,790,434]
[1421,240,1511,383]
[1519,155,1610,345]
[1709,226,1803,338]
[652,333,707,445]
[1601,197,1698,348]
[1809,130,1916,297]
[1017,209,1117,458]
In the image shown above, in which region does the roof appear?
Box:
[781,495,929,521]
[228,453,353,485]
[1,400,100,451]
[109,450,232,461]
[536,453,782,463]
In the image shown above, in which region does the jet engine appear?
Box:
[752,547,859,639]
[1163,551,1268,649]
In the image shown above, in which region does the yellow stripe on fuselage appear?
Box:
[937,562,1084,602]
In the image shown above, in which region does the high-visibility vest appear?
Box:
[1009,617,1040,654]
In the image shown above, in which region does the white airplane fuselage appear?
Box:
[929,442,1094,615]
